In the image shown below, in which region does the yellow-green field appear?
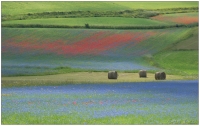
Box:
[2,72,197,87]
[2,1,198,15]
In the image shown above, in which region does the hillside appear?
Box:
[2,1,198,29]
[2,27,198,76]
[2,1,198,15]
[1,1,199,77]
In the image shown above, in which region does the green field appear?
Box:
[2,1,198,15]
[2,1,198,29]
[113,2,198,9]
[2,17,171,27]
[2,112,198,125]
[171,27,198,50]
[2,72,188,87]
[153,51,198,75]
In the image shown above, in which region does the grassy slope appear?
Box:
[2,17,171,26]
[2,27,198,87]
[2,1,198,15]
[1,2,126,15]
[153,51,198,75]
[2,2,198,28]
[151,27,198,76]
[1,1,198,83]
[113,1,198,9]
[170,27,198,50]
[1,27,198,77]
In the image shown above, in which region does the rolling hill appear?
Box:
[2,27,198,76]
[2,1,198,15]
[1,1,199,77]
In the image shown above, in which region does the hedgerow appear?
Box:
[2,7,198,21]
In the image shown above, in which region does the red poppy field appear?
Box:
[151,12,198,25]
[2,27,196,76]
[2,31,155,56]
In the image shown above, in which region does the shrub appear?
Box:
[85,23,90,28]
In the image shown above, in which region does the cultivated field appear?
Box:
[2,17,172,26]
[2,80,198,124]
[2,72,189,87]
[2,27,198,76]
[1,1,199,125]
[2,1,198,15]
[151,12,198,25]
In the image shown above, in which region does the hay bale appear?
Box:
[155,72,161,80]
[155,72,166,80]
[160,72,166,80]
[139,70,147,78]
[108,71,118,79]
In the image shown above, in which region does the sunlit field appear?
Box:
[1,1,198,125]
[2,1,198,15]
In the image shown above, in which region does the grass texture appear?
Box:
[2,17,171,26]
[2,1,198,15]
[153,51,198,75]
[2,113,198,125]
[2,1,198,28]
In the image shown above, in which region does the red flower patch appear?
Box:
[173,16,198,24]
[151,14,198,25]
[2,31,156,56]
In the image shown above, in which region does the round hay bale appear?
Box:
[160,72,166,80]
[155,72,166,80]
[155,72,161,80]
[108,71,118,79]
[139,70,147,78]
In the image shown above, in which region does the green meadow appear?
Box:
[2,1,198,15]
[154,51,198,75]
[2,112,198,125]
[2,17,171,27]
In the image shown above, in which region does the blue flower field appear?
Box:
[2,80,198,124]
